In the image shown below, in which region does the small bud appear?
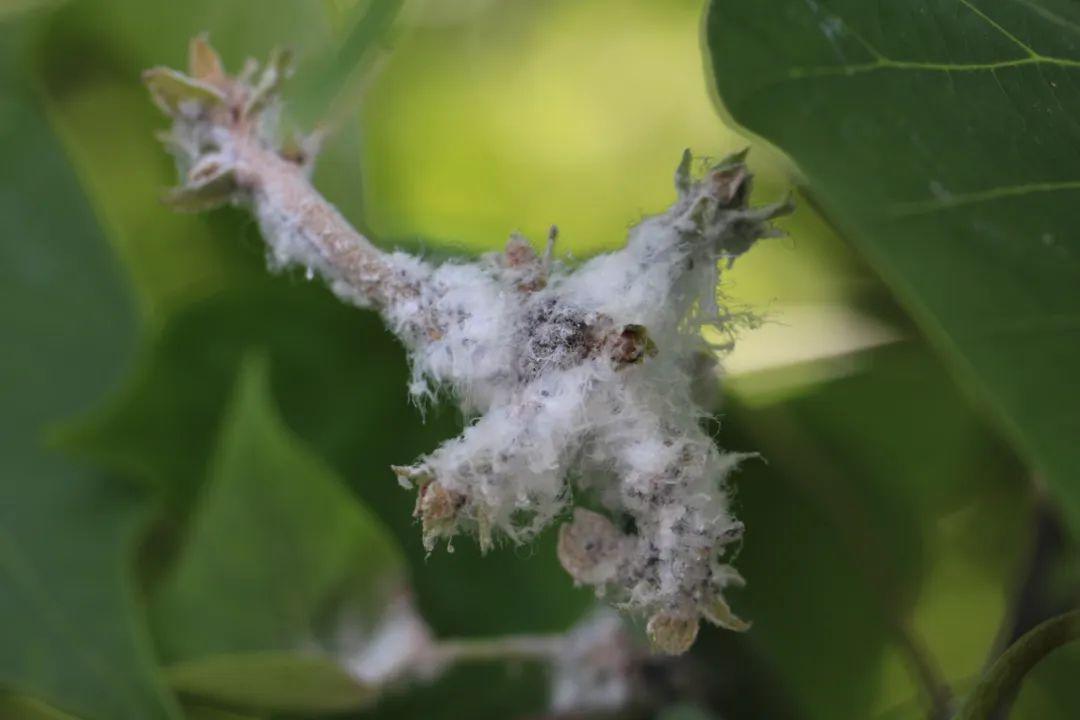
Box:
[391,463,432,489]
[476,508,494,555]
[710,163,750,207]
[557,508,624,586]
[646,611,699,655]
[142,67,225,118]
[674,148,693,196]
[501,233,549,292]
[712,147,750,171]
[702,595,750,632]
[504,233,539,267]
[609,324,658,367]
[163,158,237,212]
[244,47,293,118]
[188,34,226,86]
[543,225,558,269]
[414,481,464,552]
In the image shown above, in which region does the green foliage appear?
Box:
[705,0,1080,535]
[727,345,1028,719]
[64,283,590,639]
[2,0,1078,718]
[150,355,401,713]
[166,653,375,716]
[0,33,179,720]
[0,694,80,720]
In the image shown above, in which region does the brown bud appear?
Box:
[503,233,539,267]
[702,595,750,632]
[188,34,226,86]
[646,611,700,655]
[609,324,658,366]
[414,481,464,552]
[557,508,624,586]
[502,233,548,292]
[710,164,749,207]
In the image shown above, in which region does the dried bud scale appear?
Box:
[558,508,626,588]
[145,38,792,654]
[646,611,701,656]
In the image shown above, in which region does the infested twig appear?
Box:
[144,36,792,654]
[345,598,645,716]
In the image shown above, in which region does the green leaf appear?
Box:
[58,286,441,563]
[142,66,224,116]
[717,344,1029,719]
[150,354,403,713]
[63,284,590,636]
[181,706,262,720]
[0,694,80,720]
[705,0,1080,533]
[657,704,720,720]
[62,284,589,718]
[168,653,375,716]
[0,29,179,720]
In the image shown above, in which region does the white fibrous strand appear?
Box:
[144,37,793,655]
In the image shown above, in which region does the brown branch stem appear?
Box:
[427,634,568,666]
[234,137,419,311]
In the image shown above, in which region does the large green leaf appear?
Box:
[0,27,179,720]
[64,284,590,639]
[706,344,1029,720]
[167,653,373,716]
[150,355,402,713]
[65,285,588,718]
[705,0,1080,533]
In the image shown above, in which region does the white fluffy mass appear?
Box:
[371,153,789,650]
[146,38,791,653]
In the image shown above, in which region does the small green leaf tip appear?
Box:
[712,147,750,172]
[142,66,225,117]
[245,46,295,118]
[675,148,693,196]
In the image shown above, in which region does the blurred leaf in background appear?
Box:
[0,25,178,720]
[728,344,1029,718]
[150,354,403,714]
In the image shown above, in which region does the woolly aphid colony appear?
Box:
[144,37,792,655]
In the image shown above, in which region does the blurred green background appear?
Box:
[2,1,1078,719]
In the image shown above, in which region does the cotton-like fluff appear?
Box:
[145,37,792,654]
[387,154,789,649]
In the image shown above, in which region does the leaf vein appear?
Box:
[956,0,1039,57]
[789,53,1080,78]
[887,180,1080,216]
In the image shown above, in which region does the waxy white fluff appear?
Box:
[145,37,791,653]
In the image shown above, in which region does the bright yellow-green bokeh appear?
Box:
[362,0,864,311]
